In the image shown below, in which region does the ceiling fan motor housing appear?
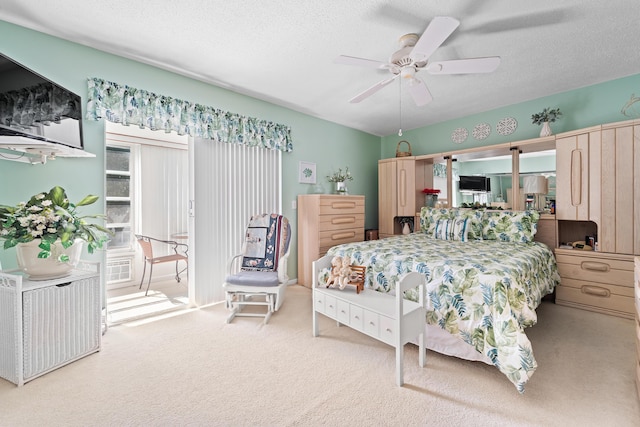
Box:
[390,33,427,71]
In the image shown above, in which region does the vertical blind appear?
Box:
[192,137,281,305]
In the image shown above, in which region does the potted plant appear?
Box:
[0,186,111,279]
[326,167,354,194]
[422,188,441,208]
[531,107,562,137]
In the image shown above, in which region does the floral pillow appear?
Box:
[420,208,453,236]
[434,218,469,241]
[453,208,484,240]
[481,210,540,243]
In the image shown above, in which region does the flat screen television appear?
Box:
[0,52,83,150]
[459,175,491,192]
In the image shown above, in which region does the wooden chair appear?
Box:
[135,235,188,296]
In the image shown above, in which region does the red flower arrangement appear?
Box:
[422,188,441,195]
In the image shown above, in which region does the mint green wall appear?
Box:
[0,21,380,276]
[2,19,638,279]
[381,74,640,157]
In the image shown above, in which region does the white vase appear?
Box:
[539,121,553,137]
[16,239,83,280]
[402,223,411,235]
[335,181,347,194]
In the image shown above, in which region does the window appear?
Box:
[105,146,133,251]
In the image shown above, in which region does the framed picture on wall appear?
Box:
[298,161,316,184]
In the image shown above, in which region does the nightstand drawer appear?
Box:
[556,255,633,288]
[556,282,634,317]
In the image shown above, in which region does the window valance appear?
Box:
[86,77,293,152]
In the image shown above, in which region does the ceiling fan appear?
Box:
[335,16,501,107]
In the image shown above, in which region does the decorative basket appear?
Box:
[395,140,412,157]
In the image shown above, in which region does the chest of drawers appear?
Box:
[555,249,634,319]
[297,194,364,287]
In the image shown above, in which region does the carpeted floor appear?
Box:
[1,284,638,426]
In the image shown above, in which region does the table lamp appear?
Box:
[522,175,548,211]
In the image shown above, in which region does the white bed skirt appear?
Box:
[420,324,492,364]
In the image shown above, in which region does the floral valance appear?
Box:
[86,77,293,152]
[0,82,81,128]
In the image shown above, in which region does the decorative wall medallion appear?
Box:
[496,117,517,136]
[472,123,491,140]
[451,127,468,144]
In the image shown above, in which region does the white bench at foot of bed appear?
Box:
[312,255,426,386]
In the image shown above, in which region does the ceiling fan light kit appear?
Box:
[335,16,501,108]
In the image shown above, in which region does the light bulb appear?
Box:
[398,129,403,136]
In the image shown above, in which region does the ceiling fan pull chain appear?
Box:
[398,79,403,136]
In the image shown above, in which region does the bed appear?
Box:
[319,207,560,393]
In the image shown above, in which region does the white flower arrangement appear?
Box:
[326,167,354,183]
[0,186,111,260]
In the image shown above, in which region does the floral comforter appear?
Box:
[326,234,560,393]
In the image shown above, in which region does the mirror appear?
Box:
[445,149,556,210]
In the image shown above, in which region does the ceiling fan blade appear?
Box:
[426,57,501,74]
[334,55,390,69]
[410,16,460,62]
[407,78,433,107]
[349,75,399,103]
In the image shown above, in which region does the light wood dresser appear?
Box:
[635,256,639,399]
[297,194,364,287]
[555,249,635,319]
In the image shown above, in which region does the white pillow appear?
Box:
[434,218,469,242]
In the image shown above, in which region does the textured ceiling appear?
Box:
[1,0,639,136]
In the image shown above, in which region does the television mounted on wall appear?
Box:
[0,52,85,153]
[459,175,491,192]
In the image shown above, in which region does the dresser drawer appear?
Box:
[319,228,362,250]
[319,197,364,215]
[556,254,633,288]
[319,213,365,231]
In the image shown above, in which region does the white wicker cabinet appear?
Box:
[0,265,101,386]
